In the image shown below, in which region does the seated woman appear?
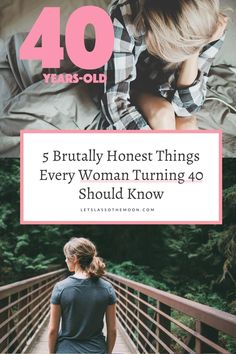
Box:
[48,238,117,354]
[100,0,228,130]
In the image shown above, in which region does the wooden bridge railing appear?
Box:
[1,269,236,354]
[106,273,236,354]
[0,269,67,354]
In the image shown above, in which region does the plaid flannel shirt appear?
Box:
[101,0,225,130]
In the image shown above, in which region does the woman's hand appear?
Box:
[211,14,228,42]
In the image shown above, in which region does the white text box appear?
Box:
[20,131,222,224]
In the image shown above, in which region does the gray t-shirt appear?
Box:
[50,275,116,354]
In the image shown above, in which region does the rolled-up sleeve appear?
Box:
[171,34,225,117]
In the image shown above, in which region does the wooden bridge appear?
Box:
[0,269,236,354]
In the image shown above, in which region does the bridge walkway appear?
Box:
[30,319,135,354]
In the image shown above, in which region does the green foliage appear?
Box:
[171,311,195,353]
[184,285,228,310]
[107,261,168,291]
[220,333,236,354]
[1,232,56,283]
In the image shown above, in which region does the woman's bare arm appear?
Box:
[48,304,61,354]
[106,304,117,354]
[176,52,199,89]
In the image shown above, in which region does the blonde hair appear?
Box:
[136,0,221,64]
[64,238,105,278]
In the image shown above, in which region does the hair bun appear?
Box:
[88,256,106,278]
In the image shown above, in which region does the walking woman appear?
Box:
[100,0,228,130]
[48,238,117,354]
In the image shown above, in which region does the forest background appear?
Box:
[0,159,235,320]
